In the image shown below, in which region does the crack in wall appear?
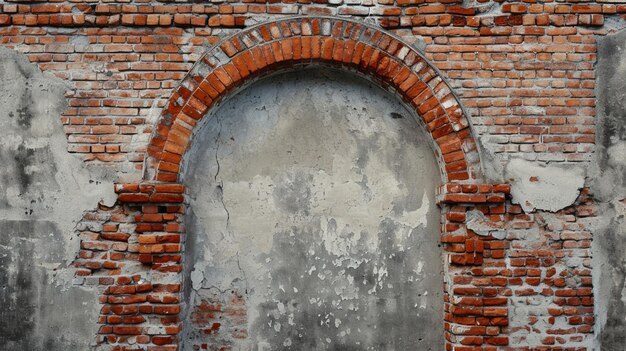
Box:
[214,116,222,183]
[236,251,249,295]
[214,116,230,227]
[216,183,230,227]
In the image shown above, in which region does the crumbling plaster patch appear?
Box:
[505,159,586,213]
[465,209,506,239]
[477,144,587,214]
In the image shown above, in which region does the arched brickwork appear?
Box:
[92,16,513,351]
[144,16,483,183]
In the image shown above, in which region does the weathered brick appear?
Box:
[0,11,606,351]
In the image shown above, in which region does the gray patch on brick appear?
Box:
[505,158,586,213]
[465,209,506,239]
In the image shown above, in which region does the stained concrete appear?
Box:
[592,28,626,350]
[0,47,116,350]
[181,69,444,350]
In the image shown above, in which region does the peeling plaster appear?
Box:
[505,158,586,213]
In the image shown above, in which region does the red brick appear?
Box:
[117,193,150,203]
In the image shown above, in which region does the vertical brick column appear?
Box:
[75,183,186,351]
[437,183,511,350]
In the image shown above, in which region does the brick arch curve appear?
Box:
[106,17,513,350]
[144,16,483,183]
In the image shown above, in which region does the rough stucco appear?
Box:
[180,69,444,350]
[592,28,626,350]
[0,47,116,350]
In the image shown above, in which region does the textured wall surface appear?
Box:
[592,28,626,351]
[0,1,625,349]
[0,47,115,350]
[181,69,443,350]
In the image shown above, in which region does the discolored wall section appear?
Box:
[181,69,444,350]
[592,28,626,351]
[0,48,116,350]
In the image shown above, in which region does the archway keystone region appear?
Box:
[143,16,483,184]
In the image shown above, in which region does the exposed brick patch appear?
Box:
[440,187,596,350]
[187,291,249,350]
[505,189,596,349]
[73,185,186,350]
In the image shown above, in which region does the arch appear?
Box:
[179,69,446,349]
[102,17,513,351]
[143,16,483,183]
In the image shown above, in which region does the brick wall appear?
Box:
[0,0,615,174]
[0,0,619,350]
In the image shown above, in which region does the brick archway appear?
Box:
[143,16,483,183]
[88,16,513,351]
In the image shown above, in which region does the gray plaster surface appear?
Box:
[181,68,444,350]
[0,47,115,350]
[505,158,586,213]
[592,28,626,350]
